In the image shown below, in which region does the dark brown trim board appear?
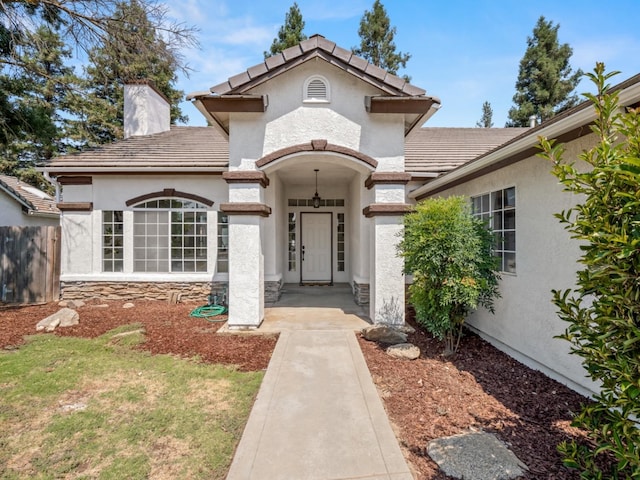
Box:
[57,202,93,212]
[220,202,272,217]
[363,203,412,217]
[125,189,214,207]
[223,171,270,188]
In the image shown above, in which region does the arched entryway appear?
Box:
[258,142,376,308]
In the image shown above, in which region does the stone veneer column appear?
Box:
[221,171,271,329]
[363,173,411,326]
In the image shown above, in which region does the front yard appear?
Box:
[1,301,590,478]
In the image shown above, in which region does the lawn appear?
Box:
[0,323,264,479]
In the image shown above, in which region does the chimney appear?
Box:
[529,115,537,128]
[123,80,171,138]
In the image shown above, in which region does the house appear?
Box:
[43,34,639,395]
[44,35,523,325]
[0,174,59,227]
[409,73,640,396]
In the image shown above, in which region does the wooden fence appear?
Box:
[0,226,61,304]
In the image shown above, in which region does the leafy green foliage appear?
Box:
[264,2,307,58]
[353,0,410,78]
[399,196,500,354]
[507,16,582,127]
[539,63,640,478]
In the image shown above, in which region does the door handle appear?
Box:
[301,245,305,261]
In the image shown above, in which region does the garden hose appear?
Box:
[189,304,227,321]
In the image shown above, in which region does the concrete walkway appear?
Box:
[226,287,414,479]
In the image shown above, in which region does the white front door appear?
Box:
[300,212,332,284]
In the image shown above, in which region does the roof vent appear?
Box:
[304,75,330,103]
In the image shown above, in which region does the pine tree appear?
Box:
[353,0,410,77]
[506,16,582,127]
[475,101,494,128]
[0,25,81,192]
[265,2,307,58]
[69,0,186,146]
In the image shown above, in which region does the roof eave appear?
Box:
[408,106,596,199]
[44,167,228,175]
[409,74,640,200]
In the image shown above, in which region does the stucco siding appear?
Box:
[60,175,228,282]
[228,60,405,170]
[427,133,597,395]
[0,195,58,227]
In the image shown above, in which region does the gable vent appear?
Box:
[304,75,330,102]
[307,79,326,99]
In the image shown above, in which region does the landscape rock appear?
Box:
[361,325,407,344]
[427,431,528,480]
[386,343,421,360]
[395,323,416,334]
[36,308,79,332]
[58,299,85,309]
[122,302,135,309]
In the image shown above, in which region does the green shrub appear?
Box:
[539,63,640,478]
[398,196,500,355]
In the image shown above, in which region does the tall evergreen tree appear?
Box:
[353,0,410,77]
[265,2,307,58]
[506,16,582,127]
[0,25,81,191]
[475,101,494,128]
[69,0,187,147]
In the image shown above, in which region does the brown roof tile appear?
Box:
[0,174,59,215]
[45,126,229,173]
[282,45,303,61]
[405,128,528,175]
[199,34,427,98]
[247,62,268,79]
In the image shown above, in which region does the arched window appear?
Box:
[303,75,330,103]
[133,198,208,273]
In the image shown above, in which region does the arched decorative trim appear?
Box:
[255,140,378,169]
[303,75,330,102]
[125,188,214,207]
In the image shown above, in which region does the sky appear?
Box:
[165,0,640,128]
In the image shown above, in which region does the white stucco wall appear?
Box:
[59,175,228,282]
[0,194,59,227]
[227,60,406,170]
[427,134,597,396]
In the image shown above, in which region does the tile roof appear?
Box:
[204,34,427,98]
[0,174,59,215]
[405,127,529,175]
[45,126,228,173]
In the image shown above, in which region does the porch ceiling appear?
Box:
[272,160,358,187]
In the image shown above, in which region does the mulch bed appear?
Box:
[358,316,590,479]
[0,300,276,371]
[1,300,592,478]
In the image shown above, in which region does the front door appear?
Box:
[300,212,332,285]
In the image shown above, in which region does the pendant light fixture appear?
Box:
[312,169,321,208]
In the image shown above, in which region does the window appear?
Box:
[472,187,516,273]
[303,75,330,102]
[217,212,229,273]
[288,212,296,271]
[337,213,345,272]
[133,199,207,273]
[103,211,123,272]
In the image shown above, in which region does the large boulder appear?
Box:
[361,325,407,344]
[386,343,421,360]
[36,308,79,332]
